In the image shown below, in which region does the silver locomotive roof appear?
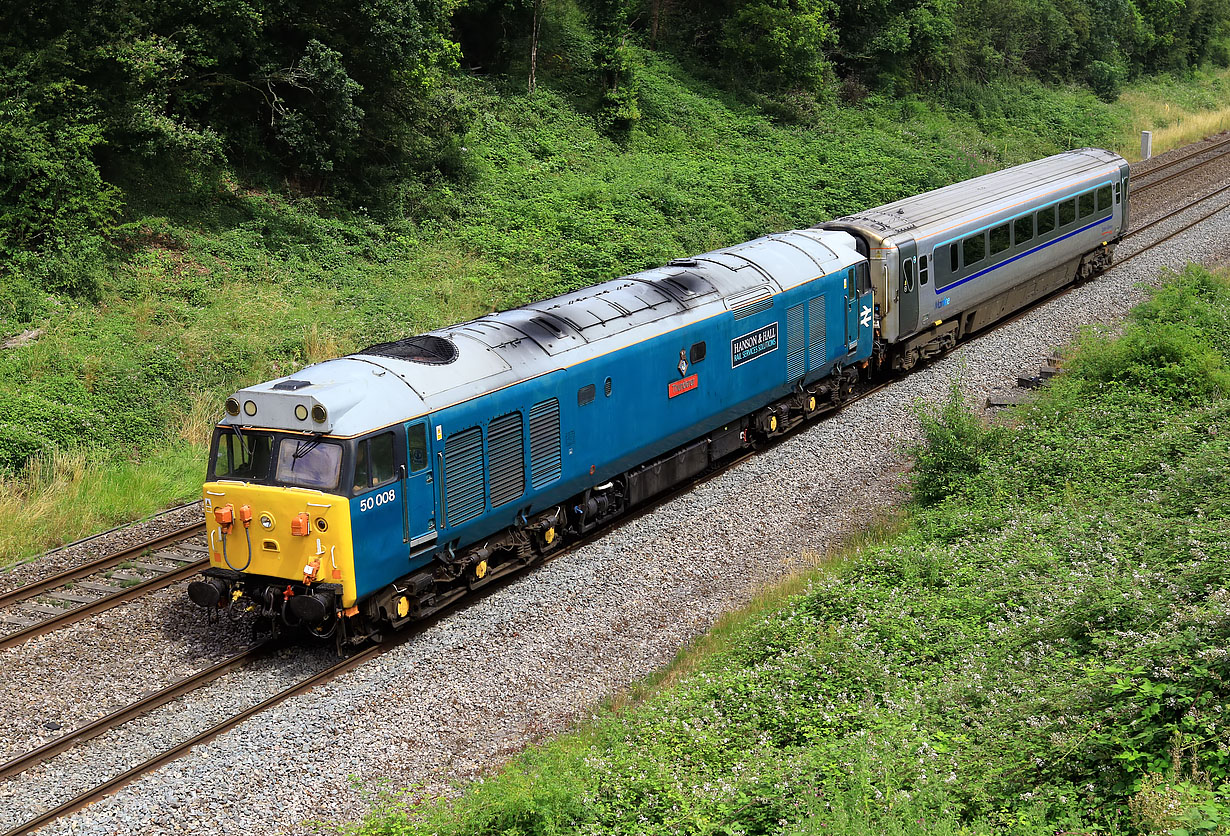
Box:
[219,227,864,437]
[824,148,1127,244]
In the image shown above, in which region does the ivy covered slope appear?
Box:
[356,266,1230,835]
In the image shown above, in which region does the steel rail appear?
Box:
[0,522,205,610]
[0,643,268,782]
[0,642,382,836]
[1133,134,1230,178]
[1132,136,1230,194]
[0,553,207,651]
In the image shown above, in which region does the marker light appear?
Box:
[243,400,257,416]
[295,404,309,421]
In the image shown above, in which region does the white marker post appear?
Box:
[1141,130,1153,160]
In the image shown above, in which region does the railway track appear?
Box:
[1130,133,1230,194]
[0,522,207,651]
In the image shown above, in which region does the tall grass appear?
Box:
[1113,67,1230,159]
[0,444,204,569]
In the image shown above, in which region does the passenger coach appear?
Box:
[822,148,1129,371]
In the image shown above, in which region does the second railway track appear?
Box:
[0,522,207,651]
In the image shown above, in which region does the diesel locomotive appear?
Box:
[189,148,1130,650]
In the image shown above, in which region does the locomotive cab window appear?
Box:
[1097,185,1112,212]
[963,233,985,267]
[353,431,397,492]
[1078,192,1095,219]
[1037,205,1057,237]
[989,223,1010,256]
[408,422,428,472]
[1014,216,1033,247]
[578,384,596,406]
[211,429,272,480]
[690,341,706,364]
[276,438,343,491]
[1059,199,1076,227]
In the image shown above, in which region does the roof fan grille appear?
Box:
[359,335,458,365]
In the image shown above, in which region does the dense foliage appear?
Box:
[351,264,1230,835]
[4,0,1230,303]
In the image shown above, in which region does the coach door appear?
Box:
[898,239,919,336]
[403,421,438,559]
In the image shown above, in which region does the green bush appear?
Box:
[908,381,1007,505]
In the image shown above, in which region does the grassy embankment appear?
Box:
[4,58,1230,566]
[347,264,1230,835]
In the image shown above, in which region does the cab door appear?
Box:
[403,421,438,561]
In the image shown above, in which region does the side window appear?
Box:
[949,242,959,273]
[352,439,369,492]
[689,342,706,364]
[1013,216,1033,247]
[1115,181,1122,203]
[1059,199,1076,227]
[1078,192,1095,219]
[353,432,397,491]
[989,223,1010,256]
[578,384,596,406]
[919,254,929,286]
[1097,185,1112,212]
[408,423,428,472]
[370,432,396,485]
[903,257,915,290]
[963,233,985,267]
[1037,205,1057,237]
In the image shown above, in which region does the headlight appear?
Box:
[311,404,327,423]
[225,398,240,416]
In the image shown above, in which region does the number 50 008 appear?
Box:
[359,489,397,512]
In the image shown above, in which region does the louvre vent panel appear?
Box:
[444,427,485,527]
[808,296,826,366]
[487,412,525,507]
[528,399,562,488]
[786,303,805,380]
[732,298,773,320]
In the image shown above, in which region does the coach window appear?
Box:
[989,223,1010,257]
[903,257,915,290]
[408,422,428,472]
[578,384,596,406]
[949,242,959,273]
[1037,204,1057,238]
[963,233,985,267]
[1014,215,1033,247]
[1097,185,1112,212]
[690,341,706,364]
[1059,199,1076,228]
[1079,192,1095,219]
[919,254,929,285]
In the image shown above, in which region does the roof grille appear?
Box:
[359,335,458,364]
